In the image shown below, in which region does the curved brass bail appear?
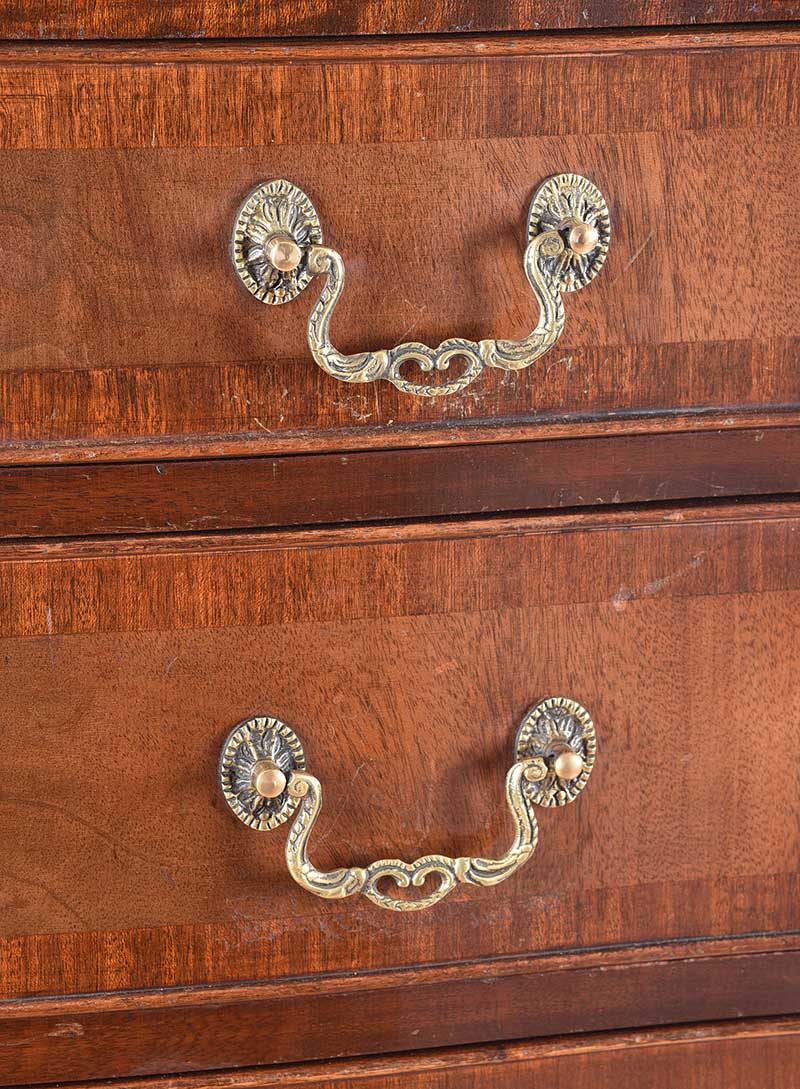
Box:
[284,760,540,912]
[220,698,597,912]
[231,174,611,398]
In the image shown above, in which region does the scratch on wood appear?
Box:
[45,604,56,667]
[545,354,574,377]
[612,551,706,610]
[315,762,368,845]
[617,230,653,277]
[46,1022,84,1038]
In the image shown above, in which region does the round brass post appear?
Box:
[251,760,288,799]
[567,222,600,255]
[265,234,303,272]
[553,749,585,780]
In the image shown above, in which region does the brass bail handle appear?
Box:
[219,698,597,913]
[231,174,611,398]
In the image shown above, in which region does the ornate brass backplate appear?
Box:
[219,698,596,912]
[230,174,610,397]
[219,715,306,830]
[515,696,597,806]
[231,179,323,305]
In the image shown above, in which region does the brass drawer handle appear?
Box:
[231,175,610,398]
[219,697,596,912]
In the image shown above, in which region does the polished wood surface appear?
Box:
[28,1018,800,1089]
[1,28,798,461]
[2,6,798,1088]
[2,2,797,39]
[1,941,798,1085]
[1,503,798,1011]
[2,426,800,537]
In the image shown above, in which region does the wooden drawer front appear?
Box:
[290,1021,800,1089]
[1,29,799,462]
[4,2,799,39]
[28,1020,800,1089]
[3,1006,796,1084]
[2,504,800,1082]
[1,504,799,997]
[246,1021,800,1089]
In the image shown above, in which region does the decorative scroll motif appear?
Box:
[219,699,597,912]
[230,174,610,398]
[515,696,596,807]
[305,232,567,398]
[284,760,540,912]
[219,716,306,830]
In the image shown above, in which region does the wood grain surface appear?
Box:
[1,943,799,1084]
[1,1,797,39]
[1,28,798,461]
[1,502,799,1081]
[1,503,798,998]
[3,9,798,1088]
[2,426,800,537]
[21,1017,800,1089]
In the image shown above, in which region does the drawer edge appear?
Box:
[18,1015,800,1089]
[3,428,800,540]
[1,935,799,1085]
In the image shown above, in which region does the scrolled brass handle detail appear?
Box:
[219,697,597,912]
[231,175,610,398]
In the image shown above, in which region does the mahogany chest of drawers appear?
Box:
[1,3,799,1086]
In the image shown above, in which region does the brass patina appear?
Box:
[220,698,596,912]
[231,174,610,397]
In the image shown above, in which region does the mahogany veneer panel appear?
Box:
[1,30,799,460]
[0,504,799,1003]
[2,2,798,39]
